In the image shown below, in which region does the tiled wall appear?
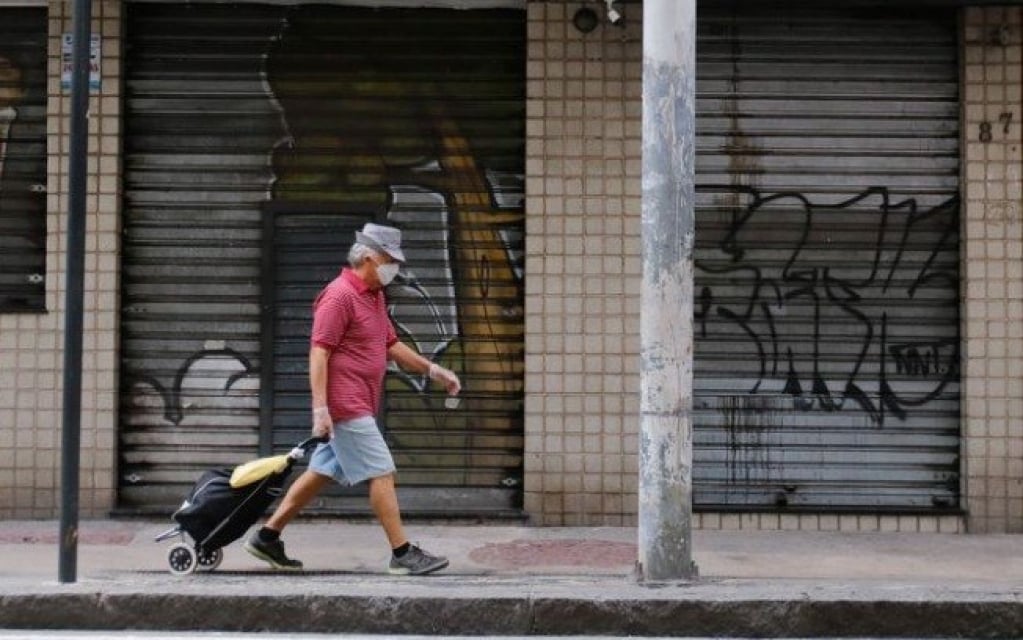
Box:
[523,0,643,525]
[2,1,1021,532]
[961,6,1023,534]
[523,1,1017,532]
[0,0,121,518]
[694,512,964,533]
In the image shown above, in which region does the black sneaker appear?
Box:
[244,533,303,571]
[388,543,449,576]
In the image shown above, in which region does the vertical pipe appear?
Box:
[59,0,92,584]
[637,0,698,582]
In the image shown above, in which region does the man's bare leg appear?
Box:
[372,473,449,575]
[369,472,407,548]
[245,470,330,569]
[265,469,331,532]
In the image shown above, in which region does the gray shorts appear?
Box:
[308,415,396,486]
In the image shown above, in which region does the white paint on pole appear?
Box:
[638,0,698,583]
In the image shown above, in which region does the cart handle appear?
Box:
[287,436,330,461]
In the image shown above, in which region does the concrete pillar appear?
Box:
[637,0,698,582]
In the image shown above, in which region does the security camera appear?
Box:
[605,0,624,26]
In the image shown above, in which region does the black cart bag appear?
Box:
[154,436,326,574]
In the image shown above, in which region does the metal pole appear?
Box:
[637,0,698,583]
[59,0,92,584]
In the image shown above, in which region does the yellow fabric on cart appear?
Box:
[229,454,289,488]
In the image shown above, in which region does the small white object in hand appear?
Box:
[444,397,461,410]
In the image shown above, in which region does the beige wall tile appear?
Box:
[524,0,643,526]
[0,0,122,517]
[962,6,1023,533]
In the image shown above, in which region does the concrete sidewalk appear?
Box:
[1,519,1021,637]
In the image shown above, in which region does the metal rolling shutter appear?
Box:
[693,3,961,511]
[119,4,290,508]
[263,7,525,516]
[0,9,47,312]
[120,4,525,515]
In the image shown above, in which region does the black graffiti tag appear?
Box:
[695,187,959,426]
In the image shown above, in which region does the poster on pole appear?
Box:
[60,33,101,91]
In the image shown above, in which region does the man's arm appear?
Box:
[309,345,333,437]
[387,341,461,395]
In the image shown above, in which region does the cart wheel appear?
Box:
[167,542,198,575]
[196,547,223,571]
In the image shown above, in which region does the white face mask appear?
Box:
[375,261,400,287]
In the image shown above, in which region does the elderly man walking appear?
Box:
[245,222,461,575]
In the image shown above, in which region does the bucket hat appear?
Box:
[355,222,405,263]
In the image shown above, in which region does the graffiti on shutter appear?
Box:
[693,3,960,510]
[121,5,525,514]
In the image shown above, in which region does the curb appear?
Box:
[2,593,1022,638]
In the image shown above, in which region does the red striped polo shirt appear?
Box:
[310,268,398,421]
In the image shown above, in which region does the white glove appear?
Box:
[428,363,461,396]
[312,406,333,438]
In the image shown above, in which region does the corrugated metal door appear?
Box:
[262,7,525,516]
[119,4,290,509]
[120,4,524,515]
[0,9,47,312]
[693,3,961,511]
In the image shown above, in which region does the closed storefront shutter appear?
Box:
[0,9,47,312]
[119,4,524,515]
[693,3,961,511]
[119,4,293,508]
[263,7,525,516]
